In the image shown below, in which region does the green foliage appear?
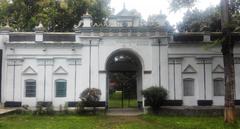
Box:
[75,102,85,114]
[0,0,10,25]
[171,0,240,32]
[80,88,101,102]
[34,103,45,115]
[89,0,111,25]
[147,13,174,32]
[109,72,137,95]
[63,103,69,114]
[59,104,63,113]
[178,7,222,32]
[170,0,197,12]
[142,86,168,113]
[203,38,224,51]
[80,88,102,114]
[109,91,138,108]
[1,114,239,129]
[0,0,111,32]
[33,103,55,115]
[46,103,55,115]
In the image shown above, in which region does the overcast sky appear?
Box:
[110,0,220,26]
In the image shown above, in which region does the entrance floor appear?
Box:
[107,108,143,116]
[109,91,137,108]
[108,72,138,109]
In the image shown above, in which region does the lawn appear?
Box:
[109,91,138,108]
[0,114,239,129]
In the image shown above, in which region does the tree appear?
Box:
[177,7,221,32]
[0,0,111,32]
[220,0,236,123]
[170,0,197,12]
[0,0,10,26]
[89,0,111,25]
[170,0,240,123]
[147,12,174,32]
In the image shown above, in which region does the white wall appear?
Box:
[1,31,240,108]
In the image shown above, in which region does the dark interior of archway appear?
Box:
[106,51,141,72]
[107,51,141,108]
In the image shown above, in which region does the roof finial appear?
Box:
[123,2,126,9]
[86,9,89,16]
[34,21,45,32]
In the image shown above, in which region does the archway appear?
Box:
[106,49,143,109]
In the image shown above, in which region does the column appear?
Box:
[196,57,213,106]
[168,58,183,104]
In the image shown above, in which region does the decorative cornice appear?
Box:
[37,59,54,66]
[78,26,168,33]
[68,58,82,65]
[168,58,183,64]
[5,42,84,48]
[196,57,212,64]
[7,59,24,66]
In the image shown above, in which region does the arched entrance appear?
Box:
[106,49,143,109]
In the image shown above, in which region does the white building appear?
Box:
[0,8,240,109]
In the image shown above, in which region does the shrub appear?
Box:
[59,105,63,113]
[33,103,55,115]
[142,86,168,113]
[75,102,85,114]
[80,88,101,114]
[34,103,44,115]
[46,103,55,115]
[63,103,69,114]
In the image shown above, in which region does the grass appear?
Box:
[109,91,138,108]
[0,114,239,129]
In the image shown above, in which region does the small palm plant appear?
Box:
[80,88,101,114]
[142,86,168,113]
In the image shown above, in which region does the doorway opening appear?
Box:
[106,50,142,109]
[0,50,2,103]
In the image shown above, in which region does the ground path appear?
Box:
[107,108,143,116]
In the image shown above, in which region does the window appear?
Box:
[55,79,67,97]
[183,78,194,96]
[25,79,36,97]
[214,78,225,96]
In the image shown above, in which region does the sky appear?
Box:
[110,0,220,26]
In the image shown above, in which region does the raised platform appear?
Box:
[157,106,240,116]
[0,108,17,116]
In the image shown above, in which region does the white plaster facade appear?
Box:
[0,9,240,108]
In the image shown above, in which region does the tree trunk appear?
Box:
[222,31,236,123]
[221,0,236,123]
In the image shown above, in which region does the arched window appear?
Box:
[183,78,194,96]
[25,79,36,97]
[213,78,225,96]
[55,79,67,97]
